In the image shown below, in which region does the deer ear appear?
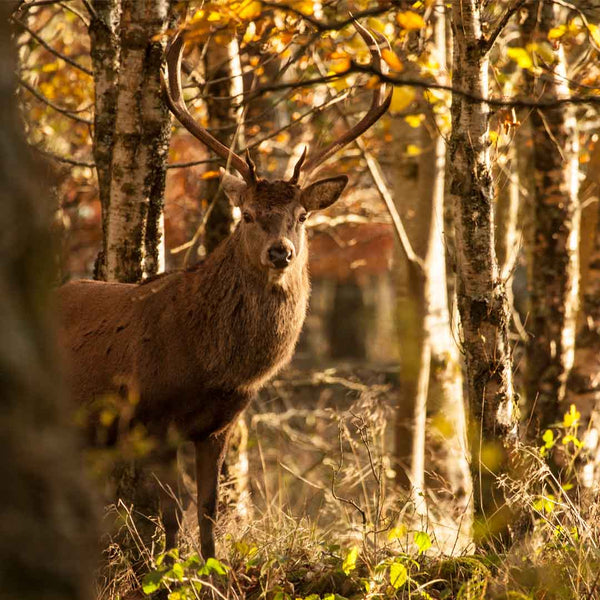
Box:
[220,168,247,206]
[300,175,348,211]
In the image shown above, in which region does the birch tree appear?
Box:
[96,0,172,282]
[448,0,519,534]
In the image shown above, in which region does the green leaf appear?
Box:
[414,531,432,554]
[205,557,229,575]
[390,560,408,589]
[141,570,164,595]
[342,546,359,575]
[171,562,184,581]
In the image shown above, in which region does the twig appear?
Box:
[331,425,367,525]
[248,65,600,110]
[12,17,93,76]
[19,77,93,124]
[32,144,95,167]
[481,0,527,54]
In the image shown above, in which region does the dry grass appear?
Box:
[96,368,600,600]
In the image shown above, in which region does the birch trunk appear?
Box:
[392,5,471,542]
[522,1,580,438]
[449,0,518,534]
[103,0,171,282]
[89,0,120,280]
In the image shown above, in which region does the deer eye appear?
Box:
[298,213,307,224]
[242,212,253,223]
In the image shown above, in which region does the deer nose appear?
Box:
[268,244,293,269]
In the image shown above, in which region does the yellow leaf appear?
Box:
[404,113,424,128]
[367,17,387,34]
[381,48,403,72]
[292,0,314,15]
[406,144,421,156]
[548,24,567,40]
[201,170,220,180]
[342,546,359,575]
[329,58,351,73]
[390,86,415,113]
[238,0,261,19]
[507,47,533,70]
[397,11,426,31]
[588,23,600,47]
[563,404,581,428]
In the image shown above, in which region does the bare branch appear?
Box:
[31,144,95,167]
[12,17,93,76]
[249,65,600,110]
[481,0,527,54]
[19,77,93,124]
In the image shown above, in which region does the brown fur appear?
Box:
[58,174,347,558]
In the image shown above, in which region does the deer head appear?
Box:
[161,23,391,278]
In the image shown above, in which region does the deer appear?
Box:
[57,23,391,560]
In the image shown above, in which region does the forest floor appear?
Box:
[96,365,600,600]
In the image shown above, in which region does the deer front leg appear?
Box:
[194,429,230,558]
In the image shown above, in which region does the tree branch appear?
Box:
[12,17,93,76]
[248,65,600,110]
[19,77,93,124]
[481,0,527,55]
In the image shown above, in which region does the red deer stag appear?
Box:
[58,24,391,559]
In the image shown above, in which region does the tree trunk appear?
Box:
[203,36,245,255]
[569,141,600,489]
[89,0,120,280]
[0,7,97,598]
[103,0,171,282]
[522,1,580,438]
[449,0,518,537]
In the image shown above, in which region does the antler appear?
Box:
[301,21,393,177]
[162,31,254,183]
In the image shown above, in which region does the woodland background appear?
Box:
[3,0,600,599]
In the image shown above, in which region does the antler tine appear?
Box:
[288,146,307,184]
[301,21,393,177]
[245,149,258,182]
[162,31,252,182]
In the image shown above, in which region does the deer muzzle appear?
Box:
[267,240,294,270]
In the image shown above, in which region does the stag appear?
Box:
[58,24,391,559]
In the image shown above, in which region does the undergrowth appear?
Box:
[96,374,600,600]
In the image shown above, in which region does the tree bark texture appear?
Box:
[449,0,518,533]
[0,7,97,598]
[103,0,172,282]
[391,5,471,540]
[89,0,120,280]
[522,1,581,438]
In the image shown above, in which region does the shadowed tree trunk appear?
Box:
[203,36,246,255]
[449,0,518,540]
[522,1,580,439]
[101,0,172,282]
[0,6,97,598]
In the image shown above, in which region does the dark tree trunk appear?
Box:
[522,1,580,438]
[203,38,244,254]
[0,6,97,598]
